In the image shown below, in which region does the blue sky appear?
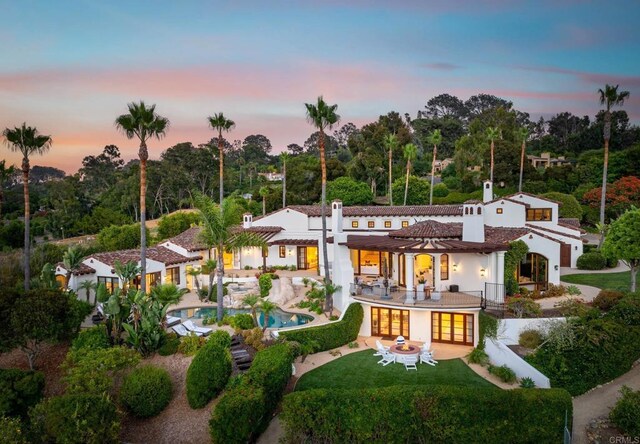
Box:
[1,0,639,172]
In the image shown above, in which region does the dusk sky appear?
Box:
[2,0,639,173]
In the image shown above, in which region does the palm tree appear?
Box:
[195,194,267,322]
[243,294,261,327]
[280,152,289,208]
[598,84,630,246]
[78,280,96,304]
[259,186,269,216]
[2,123,52,291]
[486,126,499,184]
[62,246,85,290]
[203,259,217,301]
[187,266,202,295]
[259,299,278,332]
[207,113,235,207]
[517,127,529,192]
[427,130,442,205]
[0,160,16,219]
[113,260,141,294]
[402,143,417,206]
[383,133,397,205]
[305,96,340,312]
[115,101,169,293]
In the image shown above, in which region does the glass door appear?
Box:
[297,247,307,270]
[371,308,410,339]
[431,312,474,345]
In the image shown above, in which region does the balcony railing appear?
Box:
[350,283,483,309]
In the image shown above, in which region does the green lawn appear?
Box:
[561,271,631,291]
[295,350,497,391]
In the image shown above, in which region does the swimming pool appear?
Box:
[167,307,313,329]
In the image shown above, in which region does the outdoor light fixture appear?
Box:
[480,268,486,277]
[554,265,559,271]
[452,263,458,272]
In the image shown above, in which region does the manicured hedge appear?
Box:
[0,368,45,418]
[576,251,606,270]
[281,385,572,443]
[120,365,173,418]
[29,394,120,444]
[210,343,294,444]
[186,341,232,408]
[279,303,363,352]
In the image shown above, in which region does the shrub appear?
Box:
[120,365,172,418]
[518,329,544,349]
[555,298,590,317]
[280,303,363,352]
[178,333,206,356]
[488,364,517,383]
[609,386,640,437]
[70,325,110,355]
[259,273,273,297]
[592,290,625,311]
[608,295,640,326]
[467,348,489,366]
[210,343,294,443]
[230,313,255,331]
[519,377,536,388]
[281,386,572,443]
[186,341,232,408]
[0,416,27,444]
[242,327,265,350]
[210,385,266,444]
[348,341,359,349]
[478,311,498,350]
[158,333,180,356]
[208,330,232,349]
[29,394,120,444]
[506,296,542,318]
[576,251,607,270]
[432,183,449,197]
[0,369,45,418]
[543,283,566,298]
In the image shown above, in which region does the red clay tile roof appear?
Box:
[525,224,583,241]
[484,227,530,244]
[166,226,207,252]
[88,246,200,267]
[390,221,463,238]
[507,192,562,205]
[485,197,531,208]
[338,234,508,253]
[558,218,585,233]
[56,262,96,276]
[268,238,318,246]
[286,205,463,217]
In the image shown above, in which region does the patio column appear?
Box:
[405,253,415,303]
[496,251,505,285]
[432,253,441,292]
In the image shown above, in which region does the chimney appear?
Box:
[483,180,493,203]
[331,200,343,234]
[242,213,253,229]
[462,201,485,243]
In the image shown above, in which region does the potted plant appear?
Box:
[417,277,425,292]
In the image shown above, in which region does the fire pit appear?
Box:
[390,344,420,363]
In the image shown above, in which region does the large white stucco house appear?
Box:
[58,180,584,348]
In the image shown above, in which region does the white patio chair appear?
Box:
[373,340,390,356]
[420,351,438,366]
[172,324,202,337]
[404,356,418,371]
[396,336,406,346]
[166,316,181,327]
[183,320,213,336]
[377,351,396,366]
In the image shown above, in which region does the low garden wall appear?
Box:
[499,317,565,345]
[484,338,551,388]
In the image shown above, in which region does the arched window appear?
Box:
[465,207,469,215]
[477,207,482,215]
[517,253,548,291]
[440,254,449,280]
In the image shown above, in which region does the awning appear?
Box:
[334,234,508,254]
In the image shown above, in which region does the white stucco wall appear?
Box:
[485,338,551,388]
[484,200,526,227]
[498,317,566,345]
[518,233,561,285]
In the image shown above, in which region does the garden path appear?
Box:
[572,363,640,444]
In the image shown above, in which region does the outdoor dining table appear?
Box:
[389,344,420,364]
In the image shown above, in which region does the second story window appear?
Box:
[368,221,375,228]
[352,221,359,228]
[496,208,503,214]
[526,208,552,221]
[401,220,409,228]
[384,221,391,228]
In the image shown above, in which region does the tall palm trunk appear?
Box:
[216,245,224,322]
[518,139,526,192]
[218,133,224,206]
[319,131,331,313]
[282,161,286,208]
[403,160,411,206]
[429,144,437,205]
[22,159,30,291]
[490,140,495,184]
[599,124,610,249]
[388,148,393,206]
[139,142,148,293]
[262,196,266,215]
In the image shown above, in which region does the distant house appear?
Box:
[433,158,453,173]
[258,172,283,182]
[528,152,572,169]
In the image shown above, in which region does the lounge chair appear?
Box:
[377,351,396,366]
[166,316,181,327]
[404,356,418,371]
[183,320,212,336]
[172,324,202,337]
[373,340,390,356]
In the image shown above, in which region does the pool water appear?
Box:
[167,307,313,329]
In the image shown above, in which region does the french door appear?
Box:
[371,307,410,339]
[431,312,474,345]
